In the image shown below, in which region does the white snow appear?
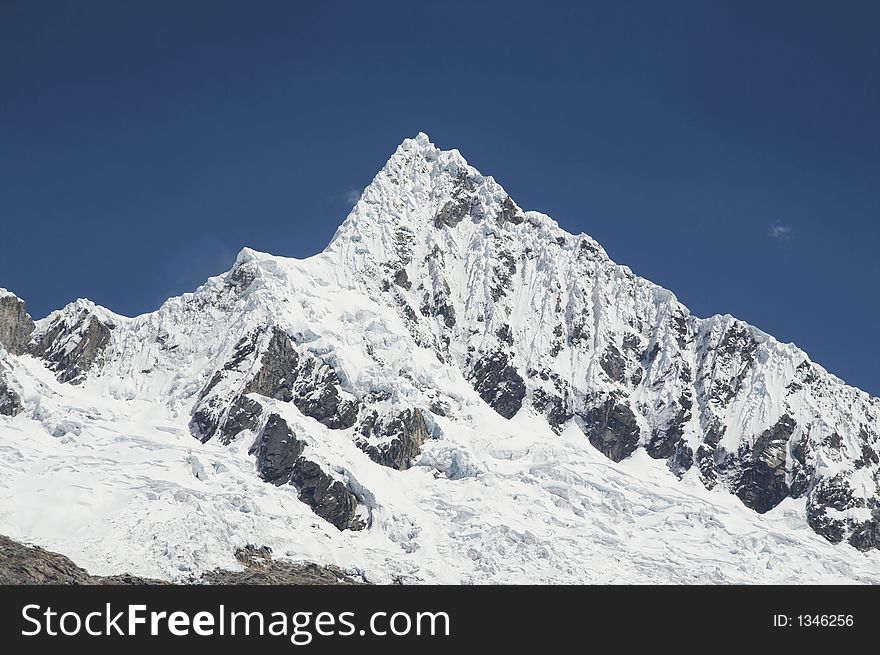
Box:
[2,359,878,583]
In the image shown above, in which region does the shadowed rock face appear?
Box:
[469,352,525,420]
[251,414,364,531]
[290,458,364,531]
[728,414,797,514]
[290,355,359,430]
[244,327,300,402]
[848,513,880,551]
[356,408,429,470]
[0,370,23,416]
[30,311,112,384]
[244,328,358,430]
[578,398,640,462]
[806,474,851,544]
[219,396,265,444]
[253,413,305,484]
[434,170,478,229]
[191,326,357,443]
[0,294,35,355]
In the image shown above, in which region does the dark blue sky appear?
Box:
[1,1,878,394]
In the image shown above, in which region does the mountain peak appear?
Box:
[3,134,880,585]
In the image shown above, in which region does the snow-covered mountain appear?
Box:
[1,133,878,583]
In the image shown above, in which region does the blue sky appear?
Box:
[1,1,878,394]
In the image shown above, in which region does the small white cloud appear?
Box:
[344,188,361,205]
[768,224,792,239]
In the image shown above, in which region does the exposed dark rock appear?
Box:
[732,414,796,513]
[201,558,362,585]
[812,473,857,512]
[848,513,880,551]
[695,444,719,489]
[787,435,815,498]
[577,239,601,259]
[234,544,273,566]
[670,310,690,349]
[428,399,449,416]
[291,356,359,429]
[570,321,590,346]
[668,441,694,477]
[600,345,626,383]
[0,370,23,416]
[708,322,757,405]
[806,499,846,544]
[434,297,456,328]
[0,534,360,585]
[855,435,879,469]
[250,414,363,530]
[434,171,478,229]
[189,401,222,443]
[190,393,265,444]
[622,333,641,354]
[0,535,164,585]
[227,261,256,291]
[290,458,364,531]
[356,408,428,470]
[496,324,513,345]
[252,413,305,484]
[646,397,691,460]
[219,395,264,444]
[392,268,412,290]
[532,389,571,432]
[468,351,526,419]
[497,196,524,225]
[642,342,661,364]
[434,198,473,228]
[578,398,640,462]
[193,326,358,442]
[243,327,299,401]
[30,311,112,384]
[0,294,35,355]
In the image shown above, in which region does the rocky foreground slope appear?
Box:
[0,134,878,583]
[0,535,357,585]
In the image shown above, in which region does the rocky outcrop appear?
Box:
[251,414,364,531]
[30,309,113,384]
[0,535,360,585]
[577,398,641,462]
[469,352,525,420]
[728,414,796,514]
[289,355,358,429]
[290,458,364,531]
[848,513,880,551]
[0,293,35,355]
[253,413,305,484]
[433,170,478,228]
[806,475,850,544]
[0,535,162,585]
[356,408,429,470]
[191,327,357,443]
[0,369,23,416]
[243,327,300,402]
[203,545,362,584]
[239,327,358,430]
[497,195,524,225]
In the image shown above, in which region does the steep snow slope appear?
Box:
[0,134,878,582]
